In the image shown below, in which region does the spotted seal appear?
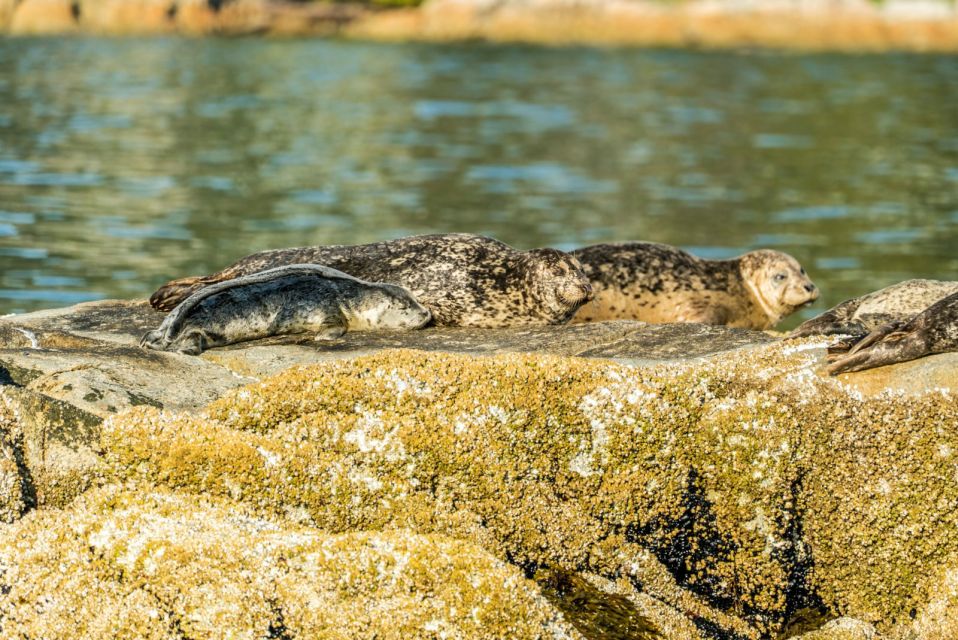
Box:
[827,290,958,374]
[149,233,594,328]
[790,279,958,339]
[140,264,431,355]
[570,242,818,329]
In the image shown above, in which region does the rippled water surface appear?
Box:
[1,38,957,326]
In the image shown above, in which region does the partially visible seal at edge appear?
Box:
[827,290,958,374]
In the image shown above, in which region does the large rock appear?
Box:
[88,346,957,637]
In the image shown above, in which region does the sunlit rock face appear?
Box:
[1,300,958,638]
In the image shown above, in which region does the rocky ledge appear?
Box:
[3,0,958,52]
[0,299,956,639]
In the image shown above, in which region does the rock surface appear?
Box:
[3,0,958,51]
[0,300,956,638]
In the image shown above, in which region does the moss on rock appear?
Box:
[0,485,584,639]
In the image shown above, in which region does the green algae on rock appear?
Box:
[0,485,585,640]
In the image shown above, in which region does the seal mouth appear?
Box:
[559,283,594,306]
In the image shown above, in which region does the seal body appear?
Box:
[140,264,431,355]
[571,242,818,329]
[791,279,958,339]
[827,290,958,374]
[149,234,593,328]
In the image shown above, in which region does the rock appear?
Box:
[77,0,178,34]
[0,0,19,29]
[0,386,102,507]
[8,0,78,34]
[0,385,102,520]
[0,486,588,640]
[791,617,878,640]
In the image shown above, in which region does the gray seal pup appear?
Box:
[149,233,594,328]
[140,264,431,355]
[790,279,958,339]
[827,290,958,374]
[570,242,818,329]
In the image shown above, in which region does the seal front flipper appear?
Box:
[314,325,347,341]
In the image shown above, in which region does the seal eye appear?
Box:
[773,273,787,284]
[800,267,806,275]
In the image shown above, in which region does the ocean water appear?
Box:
[1,38,956,328]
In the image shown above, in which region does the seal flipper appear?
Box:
[139,329,167,351]
[826,321,921,375]
[314,325,347,341]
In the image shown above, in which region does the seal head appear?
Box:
[522,248,594,323]
[738,250,819,327]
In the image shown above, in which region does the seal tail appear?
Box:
[149,275,219,311]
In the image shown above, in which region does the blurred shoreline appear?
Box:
[2,0,958,52]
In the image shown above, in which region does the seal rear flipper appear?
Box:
[826,328,923,375]
[149,276,206,312]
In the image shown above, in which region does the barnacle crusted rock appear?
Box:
[0,485,585,640]
[2,342,957,638]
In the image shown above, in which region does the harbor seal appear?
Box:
[140,264,431,355]
[149,234,594,328]
[790,279,958,339]
[827,290,958,374]
[570,242,818,329]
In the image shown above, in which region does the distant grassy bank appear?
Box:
[2,0,958,51]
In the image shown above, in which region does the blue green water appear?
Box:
[1,38,957,327]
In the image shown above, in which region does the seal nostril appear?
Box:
[805,284,817,293]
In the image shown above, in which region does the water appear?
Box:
[1,38,956,328]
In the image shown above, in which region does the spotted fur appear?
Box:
[149,234,593,328]
[571,242,818,329]
[140,264,431,355]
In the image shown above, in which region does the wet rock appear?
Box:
[0,486,587,640]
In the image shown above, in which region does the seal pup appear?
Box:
[570,242,818,329]
[827,290,958,374]
[790,279,958,339]
[140,264,431,355]
[149,233,594,328]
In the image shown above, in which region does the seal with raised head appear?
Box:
[149,233,594,328]
[570,242,818,329]
[827,290,958,374]
[140,264,431,355]
[790,279,958,339]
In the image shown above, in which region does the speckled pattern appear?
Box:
[150,234,594,328]
[141,264,431,354]
[571,242,817,329]
[827,290,958,374]
[791,279,958,339]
